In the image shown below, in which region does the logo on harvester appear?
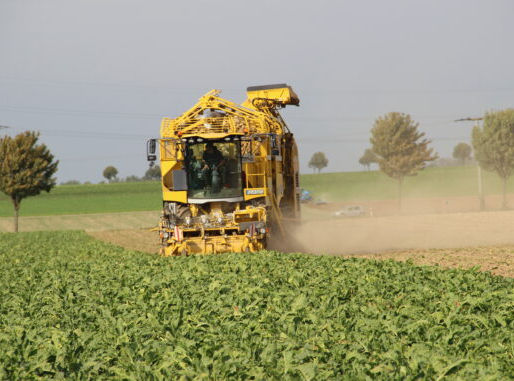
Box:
[246,189,264,195]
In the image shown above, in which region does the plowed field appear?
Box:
[90,208,514,278]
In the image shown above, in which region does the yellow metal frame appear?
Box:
[159,205,267,256]
[156,85,300,255]
[161,234,266,256]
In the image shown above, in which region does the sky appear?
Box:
[1,0,514,182]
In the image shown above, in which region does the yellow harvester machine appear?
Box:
[146,84,301,255]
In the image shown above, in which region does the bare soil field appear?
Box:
[89,229,161,254]
[3,194,514,278]
[90,207,514,278]
[311,193,514,216]
[295,208,514,254]
[291,208,514,278]
[347,247,514,278]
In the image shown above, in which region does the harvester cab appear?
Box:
[185,138,243,202]
[149,84,301,256]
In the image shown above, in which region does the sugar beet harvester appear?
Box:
[146,84,301,255]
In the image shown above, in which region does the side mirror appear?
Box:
[147,139,157,162]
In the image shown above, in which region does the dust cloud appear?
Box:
[279,195,514,255]
[86,194,514,278]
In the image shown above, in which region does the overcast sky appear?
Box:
[1,0,514,182]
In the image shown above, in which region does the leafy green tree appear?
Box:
[453,142,472,165]
[370,112,437,210]
[103,166,118,182]
[472,109,514,209]
[143,165,161,181]
[359,148,377,171]
[308,152,328,173]
[0,131,58,232]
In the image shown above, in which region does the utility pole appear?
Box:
[455,117,485,210]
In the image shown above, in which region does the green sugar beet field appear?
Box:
[1,231,513,380]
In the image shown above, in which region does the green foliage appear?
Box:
[0,131,58,231]
[143,165,161,181]
[371,112,437,181]
[308,152,328,173]
[0,231,512,379]
[472,109,514,208]
[358,148,377,170]
[371,112,437,208]
[102,166,118,182]
[452,142,472,165]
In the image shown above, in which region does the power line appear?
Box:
[297,136,469,144]
[0,76,219,93]
[6,124,469,143]
[0,105,164,120]
[9,127,150,140]
[61,153,142,162]
[1,103,470,125]
[3,76,514,95]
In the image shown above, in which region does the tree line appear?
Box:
[360,142,473,170]
[100,165,161,183]
[60,165,161,185]
[2,108,514,232]
[309,109,514,211]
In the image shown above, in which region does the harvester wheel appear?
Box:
[176,204,192,220]
[165,202,191,221]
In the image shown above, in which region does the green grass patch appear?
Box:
[0,181,162,217]
[1,231,512,379]
[0,166,512,216]
[301,166,513,202]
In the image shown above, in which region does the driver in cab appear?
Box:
[202,142,226,186]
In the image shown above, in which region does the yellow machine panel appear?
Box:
[146,84,301,255]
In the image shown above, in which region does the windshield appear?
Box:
[186,141,243,200]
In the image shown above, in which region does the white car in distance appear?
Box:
[333,205,365,217]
